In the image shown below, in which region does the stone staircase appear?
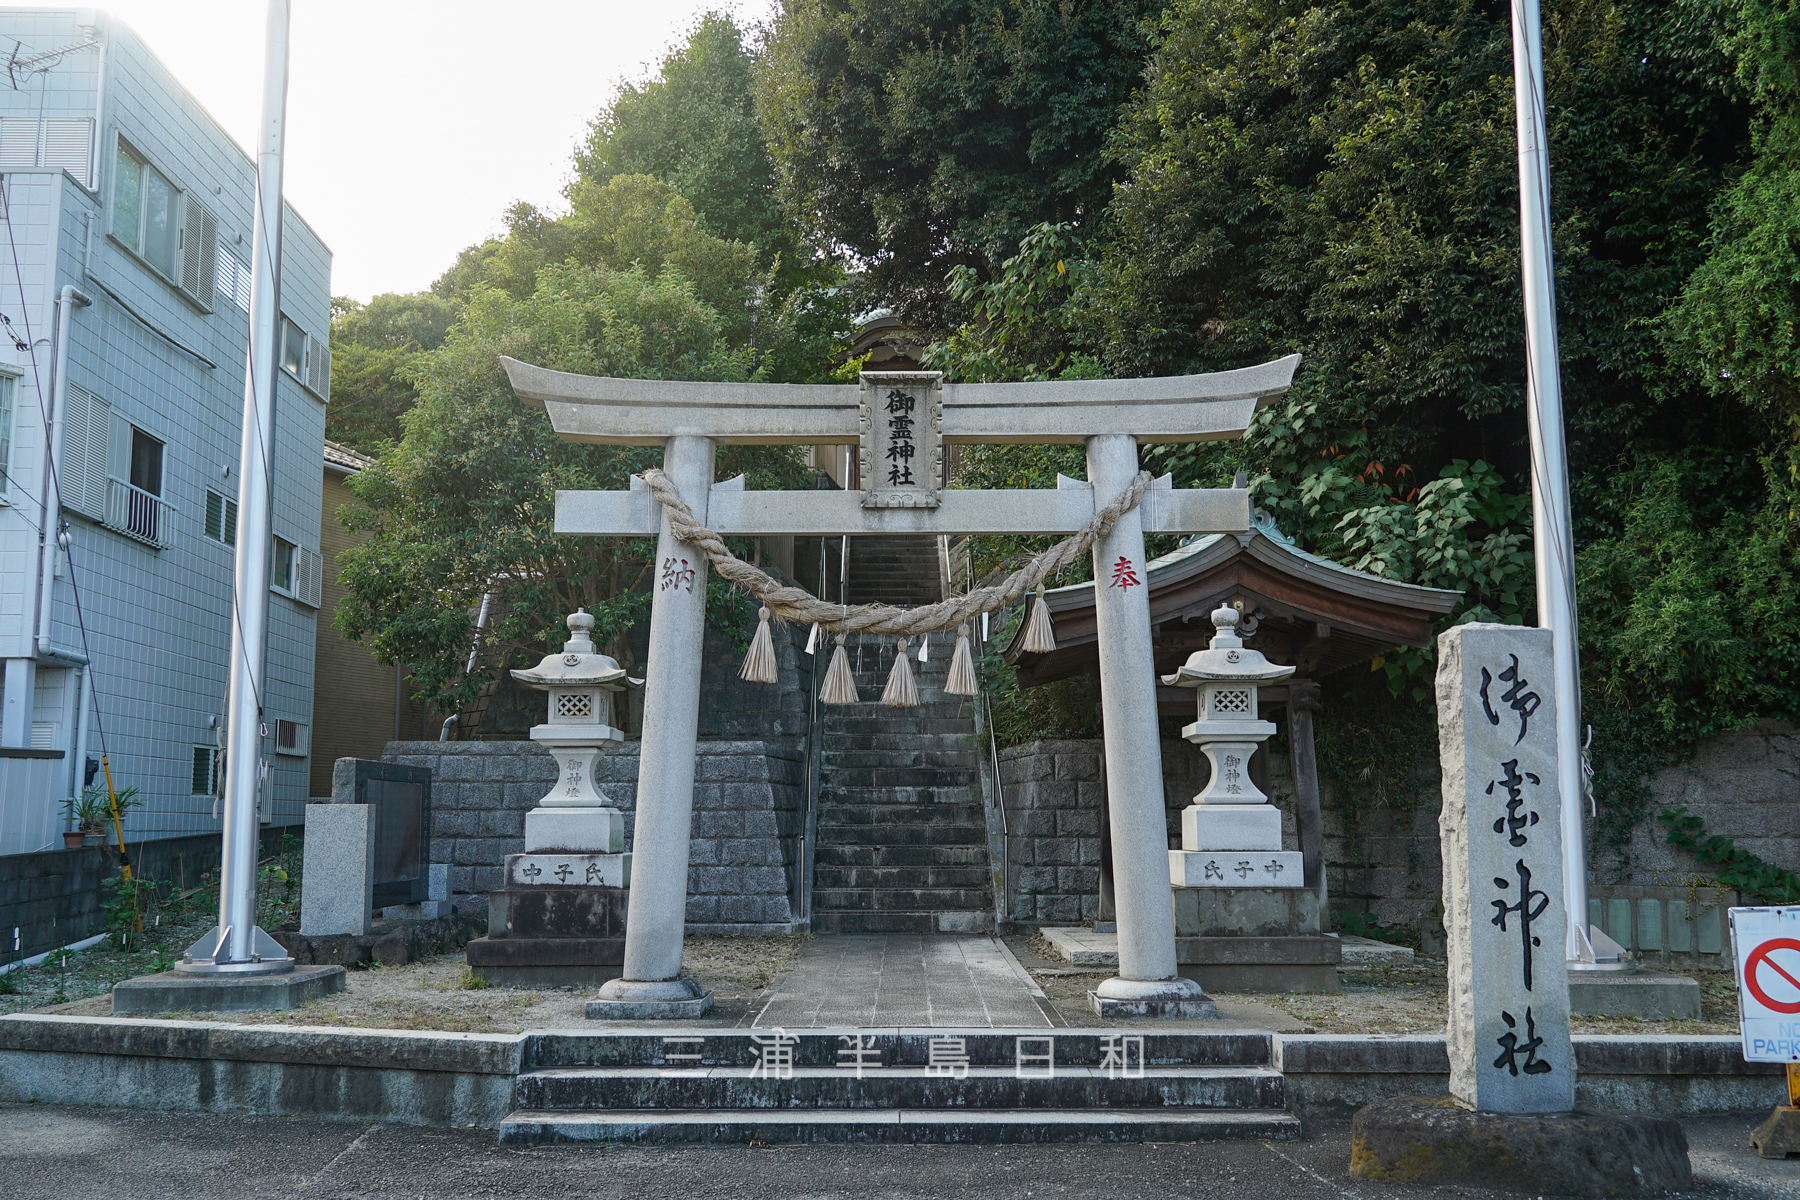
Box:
[500,1030,1299,1144]
[812,532,994,933]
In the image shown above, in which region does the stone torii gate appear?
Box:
[502,354,1300,1018]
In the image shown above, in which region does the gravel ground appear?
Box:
[17,925,1741,1038]
[26,934,810,1031]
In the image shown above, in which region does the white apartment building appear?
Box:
[0,8,330,856]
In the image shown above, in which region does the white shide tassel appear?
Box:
[820,633,859,705]
[882,638,920,708]
[945,623,979,697]
[738,606,778,683]
[1021,582,1056,653]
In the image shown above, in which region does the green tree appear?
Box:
[325,291,459,452]
[1663,0,1800,504]
[336,263,806,716]
[576,13,791,259]
[754,0,1164,328]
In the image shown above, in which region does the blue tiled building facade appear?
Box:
[0,9,330,856]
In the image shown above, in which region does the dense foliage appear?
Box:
[755,0,1163,326]
[331,3,1800,863]
[324,291,458,452]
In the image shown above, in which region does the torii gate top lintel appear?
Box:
[499,354,1301,447]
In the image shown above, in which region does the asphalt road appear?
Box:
[2,1104,1797,1199]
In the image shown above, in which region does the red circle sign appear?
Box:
[1744,938,1800,1015]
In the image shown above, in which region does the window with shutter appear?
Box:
[41,119,92,186]
[190,746,217,795]
[300,544,323,606]
[204,489,238,544]
[60,384,110,521]
[179,197,217,310]
[215,245,251,313]
[0,119,35,170]
[306,340,330,401]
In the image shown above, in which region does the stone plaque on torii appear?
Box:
[502,353,1300,1017]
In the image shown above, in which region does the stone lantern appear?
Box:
[507,609,641,873]
[465,609,643,986]
[1163,603,1303,887]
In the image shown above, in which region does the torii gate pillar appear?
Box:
[1086,435,1212,1015]
[590,435,718,1017]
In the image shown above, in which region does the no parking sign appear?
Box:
[1730,906,1800,1062]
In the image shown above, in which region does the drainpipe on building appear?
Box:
[36,284,90,658]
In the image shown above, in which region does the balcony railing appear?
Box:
[104,478,173,548]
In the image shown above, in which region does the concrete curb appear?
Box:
[0,1014,522,1126]
[0,1015,1785,1128]
[1275,1033,1786,1118]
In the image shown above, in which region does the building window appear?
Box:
[112,141,178,278]
[128,426,163,497]
[191,746,218,795]
[204,490,238,544]
[281,317,306,378]
[109,139,218,307]
[272,535,295,591]
[0,373,14,499]
[270,535,323,607]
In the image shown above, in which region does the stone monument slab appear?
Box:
[300,802,374,937]
[1437,622,1574,1113]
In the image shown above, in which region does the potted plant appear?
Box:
[60,784,141,847]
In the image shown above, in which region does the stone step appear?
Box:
[826,716,976,737]
[815,786,979,807]
[809,911,952,934]
[499,1107,1300,1145]
[812,865,990,889]
[811,885,992,910]
[813,824,987,846]
[820,750,977,771]
[822,734,978,755]
[519,1030,1274,1069]
[811,887,992,912]
[813,844,989,868]
[820,767,981,789]
[513,1065,1286,1112]
[814,803,984,826]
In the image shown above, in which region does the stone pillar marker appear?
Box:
[591,433,718,1018]
[1353,623,1689,1194]
[1437,622,1573,1113]
[1085,434,1212,1017]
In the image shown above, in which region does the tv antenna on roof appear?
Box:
[3,37,98,90]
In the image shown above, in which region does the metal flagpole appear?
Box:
[1509,0,1617,968]
[178,0,294,976]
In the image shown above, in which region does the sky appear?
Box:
[96,1,776,302]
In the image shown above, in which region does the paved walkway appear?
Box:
[752,935,1054,1028]
[8,1103,1794,1200]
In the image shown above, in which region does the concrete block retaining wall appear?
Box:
[997,740,1297,928]
[998,723,1797,943]
[0,826,297,960]
[385,739,807,934]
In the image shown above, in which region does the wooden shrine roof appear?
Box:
[1003,513,1461,713]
